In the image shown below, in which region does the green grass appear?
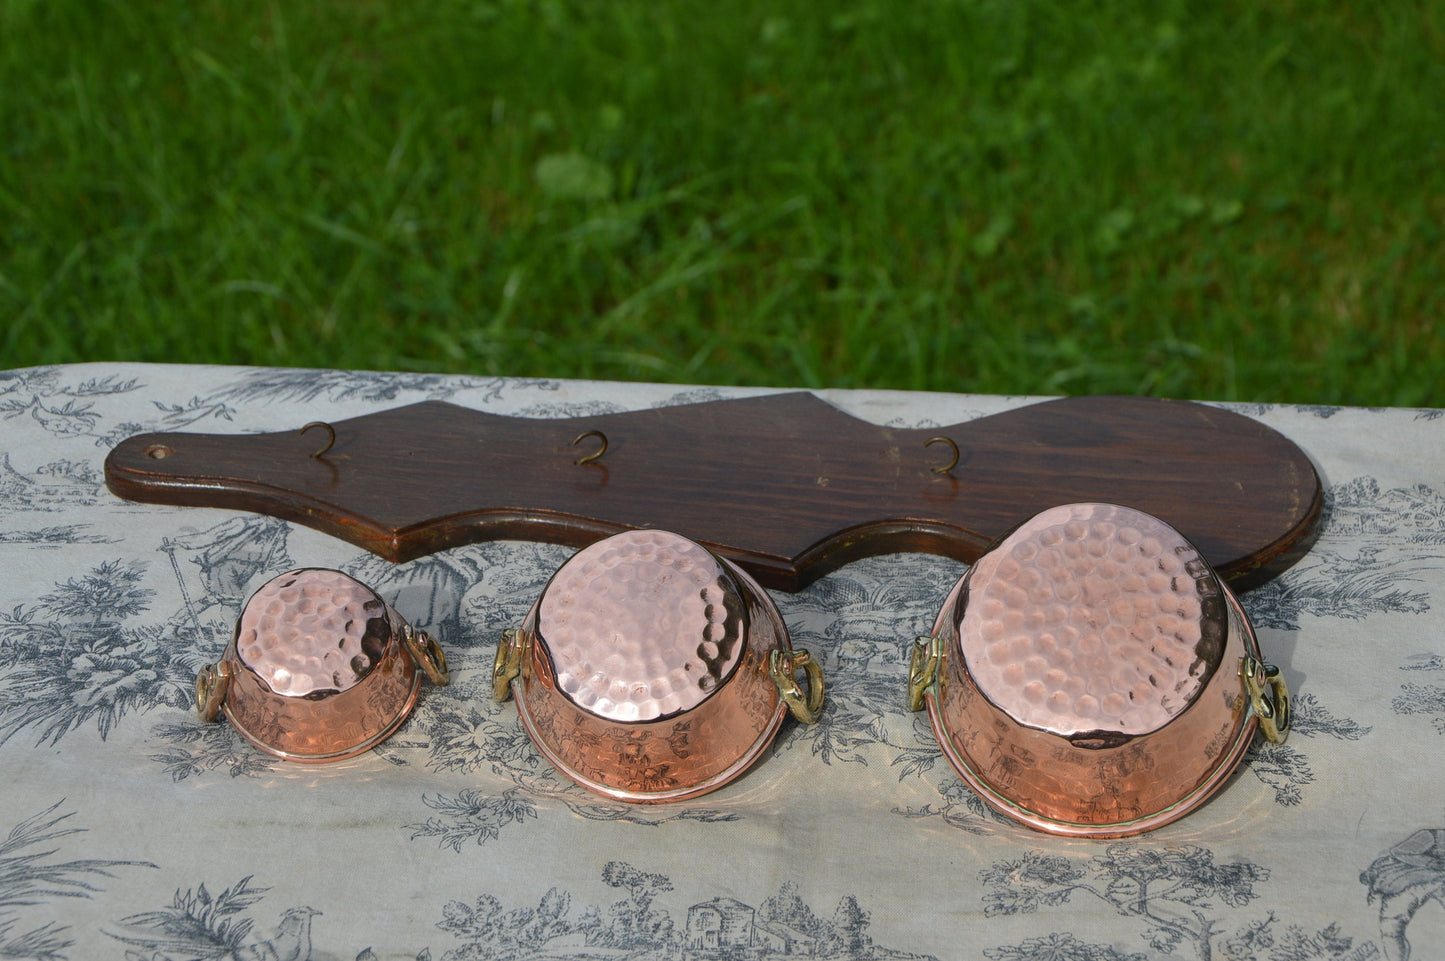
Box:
[3,0,1442,405]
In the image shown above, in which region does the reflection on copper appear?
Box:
[919,503,1266,837]
[209,569,434,762]
[506,530,802,802]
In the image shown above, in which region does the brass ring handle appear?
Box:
[403,625,451,686]
[769,648,825,724]
[908,634,943,713]
[195,662,231,722]
[493,629,529,702]
[1240,656,1290,744]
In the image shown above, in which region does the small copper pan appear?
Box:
[910,503,1289,837]
[493,529,824,802]
[196,568,449,762]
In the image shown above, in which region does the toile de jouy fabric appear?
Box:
[1,363,1442,961]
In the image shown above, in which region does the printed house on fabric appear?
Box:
[686,897,818,956]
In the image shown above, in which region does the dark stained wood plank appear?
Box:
[104,393,1321,592]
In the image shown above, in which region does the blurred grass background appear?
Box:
[2,0,1441,405]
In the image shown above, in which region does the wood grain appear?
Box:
[104,393,1321,592]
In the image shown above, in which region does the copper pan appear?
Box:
[910,503,1289,837]
[196,568,449,762]
[494,529,823,802]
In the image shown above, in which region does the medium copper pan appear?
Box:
[494,529,823,802]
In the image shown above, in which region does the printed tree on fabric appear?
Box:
[107,876,326,961]
[979,844,1376,961]
[0,801,149,960]
[0,560,195,746]
[1244,477,1445,631]
[595,861,676,949]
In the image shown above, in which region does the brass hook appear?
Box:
[571,429,608,466]
[300,421,336,458]
[925,436,959,475]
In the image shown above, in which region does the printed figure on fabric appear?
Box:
[1363,829,1445,961]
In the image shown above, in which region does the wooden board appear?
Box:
[104,393,1321,592]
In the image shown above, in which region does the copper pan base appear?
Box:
[497,530,818,803]
[913,503,1280,838]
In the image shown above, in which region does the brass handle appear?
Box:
[403,625,450,686]
[1241,656,1290,744]
[493,629,530,702]
[769,648,825,724]
[195,662,231,722]
[908,634,943,712]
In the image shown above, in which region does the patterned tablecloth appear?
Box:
[2,363,1443,961]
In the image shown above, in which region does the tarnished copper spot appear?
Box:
[497,529,823,803]
[912,503,1281,837]
[199,568,448,762]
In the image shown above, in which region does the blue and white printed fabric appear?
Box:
[1,363,1441,961]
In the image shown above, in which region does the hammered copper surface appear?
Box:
[235,569,390,696]
[536,529,746,722]
[219,569,420,762]
[959,502,1225,736]
[925,503,1261,836]
[513,531,793,802]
